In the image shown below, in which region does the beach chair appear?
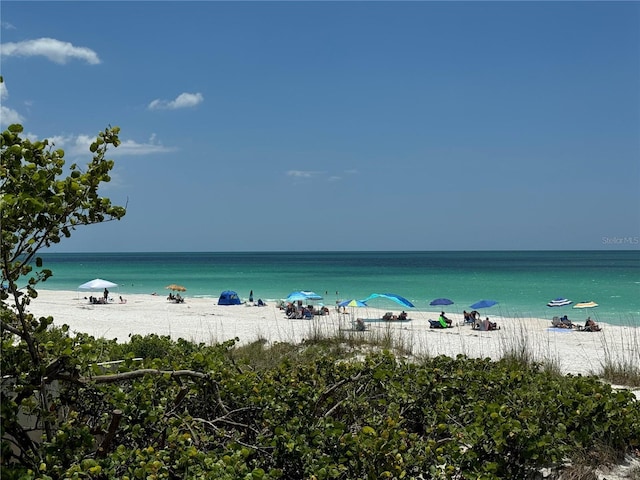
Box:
[463,314,475,325]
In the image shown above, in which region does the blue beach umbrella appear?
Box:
[286,291,323,302]
[547,298,572,307]
[430,298,454,307]
[470,299,498,309]
[360,293,415,308]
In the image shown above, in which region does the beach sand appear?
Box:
[26,290,639,381]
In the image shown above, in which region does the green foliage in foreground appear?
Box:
[2,332,639,480]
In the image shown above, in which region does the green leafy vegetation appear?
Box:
[2,330,640,479]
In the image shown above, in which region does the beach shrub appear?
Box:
[5,327,639,479]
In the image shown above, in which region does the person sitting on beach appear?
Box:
[119,296,127,304]
[168,292,174,301]
[398,311,408,321]
[355,318,366,331]
[479,317,499,331]
[560,315,574,328]
[552,316,571,328]
[439,312,452,327]
[463,311,473,324]
[382,312,397,321]
[583,317,601,332]
[285,303,296,317]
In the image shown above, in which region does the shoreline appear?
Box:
[23,290,639,381]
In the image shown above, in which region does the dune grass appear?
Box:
[597,321,640,387]
[232,313,640,390]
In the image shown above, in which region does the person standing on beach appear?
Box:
[249,290,253,303]
[103,288,109,302]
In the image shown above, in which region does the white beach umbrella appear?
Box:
[78,278,118,290]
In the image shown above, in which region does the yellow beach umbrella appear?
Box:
[573,301,598,309]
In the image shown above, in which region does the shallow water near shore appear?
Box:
[36,250,639,326]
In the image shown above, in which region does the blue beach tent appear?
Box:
[218,290,242,305]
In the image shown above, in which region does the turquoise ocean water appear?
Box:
[33,251,639,326]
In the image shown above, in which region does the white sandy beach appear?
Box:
[25,290,639,382]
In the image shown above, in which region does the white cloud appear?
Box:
[148,92,204,110]
[286,170,321,178]
[0,83,25,127]
[36,133,174,158]
[46,135,71,147]
[0,105,24,127]
[69,134,175,157]
[0,37,100,65]
[1,21,16,30]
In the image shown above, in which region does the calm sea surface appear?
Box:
[32,251,640,326]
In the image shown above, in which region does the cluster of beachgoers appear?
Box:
[26,287,637,383]
[85,287,607,341]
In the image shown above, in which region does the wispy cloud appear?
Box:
[286,170,322,179]
[0,82,25,127]
[328,169,359,182]
[148,92,204,110]
[0,37,100,64]
[1,21,16,30]
[44,133,175,157]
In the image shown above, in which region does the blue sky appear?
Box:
[2,1,639,252]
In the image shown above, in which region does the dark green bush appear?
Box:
[3,331,639,479]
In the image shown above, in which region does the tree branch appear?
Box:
[1,319,24,337]
[54,369,208,385]
[96,409,122,458]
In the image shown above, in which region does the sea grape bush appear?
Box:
[3,331,639,480]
